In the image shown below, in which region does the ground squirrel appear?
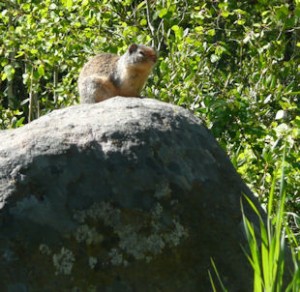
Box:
[78,44,157,103]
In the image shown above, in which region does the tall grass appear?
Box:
[209,147,300,291]
[242,145,300,291]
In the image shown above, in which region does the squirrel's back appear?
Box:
[79,54,119,79]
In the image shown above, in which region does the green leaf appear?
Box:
[140,19,147,26]
[61,0,73,9]
[38,64,45,77]
[158,8,168,18]
[3,65,15,81]
[171,25,180,32]
[207,29,216,36]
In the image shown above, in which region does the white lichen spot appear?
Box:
[39,244,52,255]
[150,203,165,233]
[154,181,171,199]
[170,199,179,207]
[117,227,166,261]
[75,224,103,245]
[164,220,188,246]
[95,202,121,226]
[53,247,75,275]
[146,234,166,254]
[151,203,163,219]
[118,232,142,260]
[109,248,124,266]
[73,202,121,227]
[88,256,98,269]
[73,211,86,224]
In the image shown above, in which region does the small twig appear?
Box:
[145,0,156,47]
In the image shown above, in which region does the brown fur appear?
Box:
[78,45,157,103]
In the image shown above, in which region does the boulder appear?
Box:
[0,97,265,291]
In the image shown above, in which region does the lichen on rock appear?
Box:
[52,247,75,275]
[72,201,188,266]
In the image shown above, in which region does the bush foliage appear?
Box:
[1,0,299,243]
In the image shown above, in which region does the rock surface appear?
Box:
[0,97,265,291]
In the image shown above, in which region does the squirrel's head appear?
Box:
[127,44,157,66]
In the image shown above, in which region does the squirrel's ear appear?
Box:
[128,44,138,54]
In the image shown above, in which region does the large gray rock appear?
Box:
[0,97,265,291]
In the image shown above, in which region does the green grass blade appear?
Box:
[209,258,228,292]
[208,269,217,292]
